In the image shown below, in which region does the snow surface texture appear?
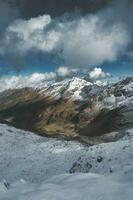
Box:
[1,171,133,200]
[0,124,85,183]
[0,124,133,199]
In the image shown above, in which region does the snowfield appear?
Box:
[1,171,133,200]
[0,124,133,199]
[0,124,85,183]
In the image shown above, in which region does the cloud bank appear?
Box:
[2,13,129,68]
[0,72,56,91]
[0,0,132,72]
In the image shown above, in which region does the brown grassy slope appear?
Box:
[0,88,102,136]
[0,87,131,143]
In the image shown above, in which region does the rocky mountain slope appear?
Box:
[0,77,132,144]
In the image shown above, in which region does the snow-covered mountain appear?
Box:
[0,77,133,199]
[0,76,132,143]
[0,123,133,199]
[40,77,93,100]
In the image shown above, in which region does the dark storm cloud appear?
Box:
[0,0,19,31]
[9,0,112,18]
[0,0,22,72]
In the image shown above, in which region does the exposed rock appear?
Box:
[97,156,103,163]
[0,77,132,144]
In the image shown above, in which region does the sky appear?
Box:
[0,0,133,79]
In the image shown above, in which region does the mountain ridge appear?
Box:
[0,76,132,144]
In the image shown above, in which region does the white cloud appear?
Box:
[89,67,111,80]
[57,66,72,77]
[61,16,129,67]
[57,66,81,78]
[0,72,56,92]
[3,15,62,54]
[1,9,129,68]
[28,72,56,82]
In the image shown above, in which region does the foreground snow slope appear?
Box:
[1,123,133,182]
[1,124,133,199]
[1,171,133,200]
[0,124,85,183]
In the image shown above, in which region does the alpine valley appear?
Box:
[0,76,132,144]
[0,76,133,199]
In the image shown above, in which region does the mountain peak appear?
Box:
[40,77,92,101]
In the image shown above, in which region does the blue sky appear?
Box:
[0,54,133,78]
[102,61,133,78]
[0,61,133,79]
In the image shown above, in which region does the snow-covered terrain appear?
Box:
[0,74,106,99]
[0,77,133,199]
[0,74,132,105]
[0,123,133,199]
[0,124,85,183]
[40,77,93,100]
[1,171,133,200]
